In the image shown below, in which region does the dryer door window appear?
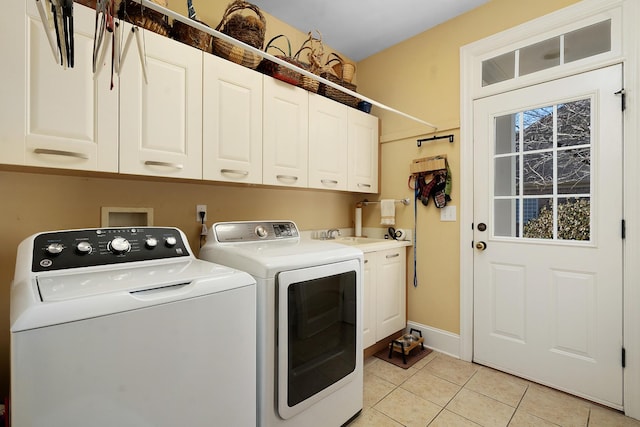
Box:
[276,259,361,420]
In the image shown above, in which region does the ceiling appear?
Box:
[249,0,490,61]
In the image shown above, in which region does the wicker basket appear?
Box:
[171,19,213,52]
[318,72,359,107]
[212,0,266,69]
[326,53,356,83]
[119,0,171,37]
[257,35,305,86]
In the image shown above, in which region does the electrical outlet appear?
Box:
[440,205,457,222]
[196,205,207,222]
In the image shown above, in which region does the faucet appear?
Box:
[327,229,341,239]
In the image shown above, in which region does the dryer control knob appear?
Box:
[110,237,131,254]
[165,236,177,248]
[76,241,93,255]
[255,226,268,238]
[46,243,64,255]
[145,237,158,249]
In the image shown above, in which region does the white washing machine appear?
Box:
[199,221,364,427]
[10,227,256,427]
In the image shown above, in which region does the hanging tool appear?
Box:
[119,26,149,84]
[61,0,74,67]
[35,0,60,64]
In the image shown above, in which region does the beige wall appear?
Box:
[356,0,580,333]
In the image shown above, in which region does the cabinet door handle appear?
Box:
[221,169,249,176]
[276,175,298,182]
[144,160,184,169]
[34,148,89,160]
[386,253,400,259]
[357,183,371,188]
[321,179,339,186]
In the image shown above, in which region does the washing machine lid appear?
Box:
[11,259,255,332]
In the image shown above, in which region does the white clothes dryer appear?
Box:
[10,227,256,427]
[199,221,364,427]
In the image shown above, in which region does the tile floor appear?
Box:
[351,351,640,427]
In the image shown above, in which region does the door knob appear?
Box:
[475,241,487,251]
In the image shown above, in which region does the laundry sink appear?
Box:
[331,236,412,252]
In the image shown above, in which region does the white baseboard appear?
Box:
[407,321,461,359]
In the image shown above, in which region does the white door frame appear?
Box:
[459,0,640,419]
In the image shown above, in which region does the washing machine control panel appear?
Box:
[214,221,299,243]
[32,227,190,272]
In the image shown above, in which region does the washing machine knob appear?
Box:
[109,237,131,254]
[145,237,158,249]
[255,226,268,238]
[45,243,64,255]
[76,241,92,255]
[165,236,177,248]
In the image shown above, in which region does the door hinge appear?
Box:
[622,219,626,239]
[615,89,626,111]
[622,347,626,368]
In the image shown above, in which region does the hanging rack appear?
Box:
[416,134,454,147]
[357,198,410,208]
[127,0,439,129]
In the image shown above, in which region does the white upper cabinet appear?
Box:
[263,77,309,187]
[0,2,118,172]
[119,25,202,179]
[308,93,348,191]
[203,54,262,184]
[348,109,379,193]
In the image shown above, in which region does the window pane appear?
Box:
[494,199,519,237]
[495,156,519,197]
[558,148,591,194]
[557,99,590,147]
[523,198,553,239]
[482,51,516,86]
[565,20,611,63]
[523,152,553,195]
[557,198,590,241]
[519,37,560,76]
[495,113,518,155]
[523,107,553,151]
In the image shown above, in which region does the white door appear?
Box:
[473,65,623,408]
[203,54,262,184]
[119,26,202,179]
[263,77,308,187]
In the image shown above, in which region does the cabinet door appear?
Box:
[203,54,262,183]
[1,2,118,171]
[348,109,379,193]
[308,93,348,191]
[376,248,407,339]
[362,253,377,349]
[119,26,202,179]
[263,77,308,187]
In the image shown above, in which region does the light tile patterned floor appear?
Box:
[351,352,640,427]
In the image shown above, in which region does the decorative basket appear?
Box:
[318,55,360,108]
[257,35,305,86]
[212,0,266,69]
[290,32,324,93]
[170,1,213,52]
[326,52,356,83]
[119,0,171,37]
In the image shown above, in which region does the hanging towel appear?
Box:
[380,199,396,225]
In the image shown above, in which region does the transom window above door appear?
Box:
[493,98,592,241]
[482,19,613,87]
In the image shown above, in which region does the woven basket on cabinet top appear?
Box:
[119,0,171,37]
[212,0,266,69]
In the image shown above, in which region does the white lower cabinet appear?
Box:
[362,248,407,349]
[203,54,263,184]
[263,77,308,187]
[119,26,203,179]
[1,2,118,172]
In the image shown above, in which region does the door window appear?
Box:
[493,99,592,241]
